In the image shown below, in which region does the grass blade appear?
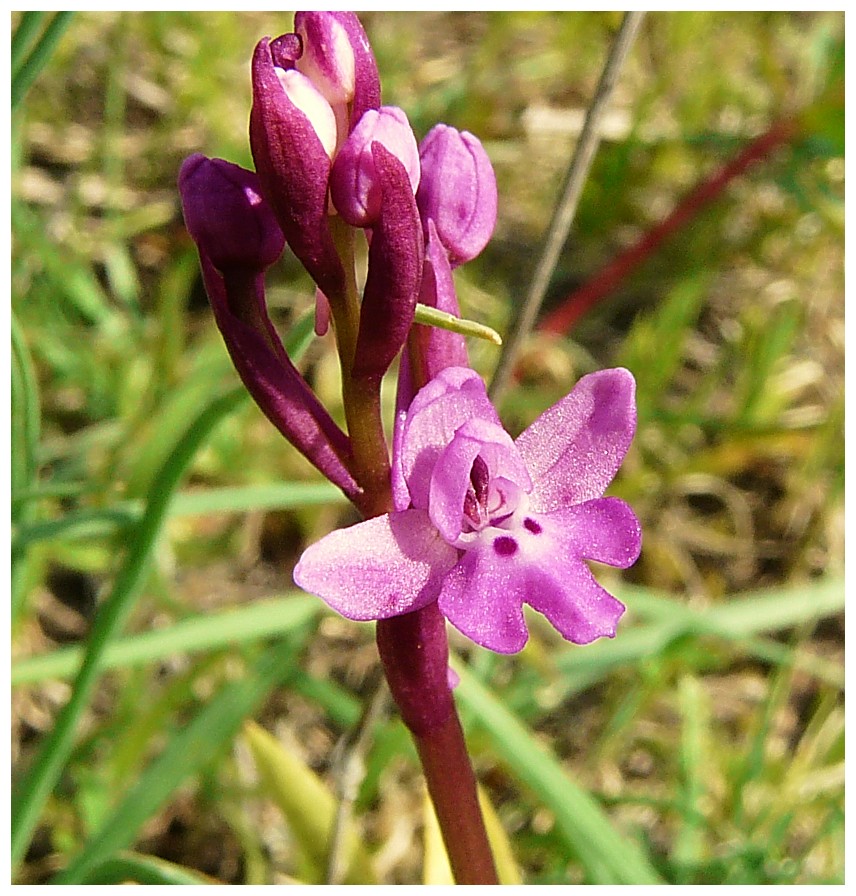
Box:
[51,636,309,884]
[11,12,47,75]
[11,11,75,109]
[11,386,245,868]
[12,593,319,686]
[12,480,346,553]
[79,851,220,885]
[452,661,662,884]
[11,313,42,624]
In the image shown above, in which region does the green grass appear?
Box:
[11,10,843,885]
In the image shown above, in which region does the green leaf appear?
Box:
[243,720,377,884]
[11,386,246,869]
[452,661,662,884]
[12,593,319,686]
[51,636,308,884]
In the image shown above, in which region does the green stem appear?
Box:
[328,218,392,515]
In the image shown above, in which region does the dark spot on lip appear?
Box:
[493,535,518,557]
[524,517,542,534]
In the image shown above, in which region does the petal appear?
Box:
[315,11,381,128]
[543,497,641,569]
[438,498,635,651]
[351,142,424,382]
[515,368,637,512]
[525,562,625,645]
[428,418,529,543]
[400,367,500,508]
[391,354,415,511]
[293,509,458,621]
[294,12,356,107]
[437,548,530,654]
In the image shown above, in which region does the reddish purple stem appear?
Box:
[540,118,798,335]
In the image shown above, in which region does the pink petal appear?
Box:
[438,499,635,651]
[515,368,636,512]
[525,562,626,645]
[438,548,530,654]
[400,367,500,508]
[293,509,458,621]
[428,418,529,543]
[544,497,641,569]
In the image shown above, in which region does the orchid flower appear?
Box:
[295,365,641,654]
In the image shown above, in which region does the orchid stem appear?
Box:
[329,217,392,515]
[489,10,645,403]
[415,713,499,884]
[376,603,498,884]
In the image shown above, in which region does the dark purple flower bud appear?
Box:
[250,37,346,302]
[352,142,424,383]
[294,11,381,132]
[416,124,498,267]
[330,106,420,227]
[198,253,359,502]
[178,154,284,273]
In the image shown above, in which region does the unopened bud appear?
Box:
[330,106,420,226]
[178,154,284,273]
[416,124,497,266]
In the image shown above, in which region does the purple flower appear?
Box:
[330,106,421,226]
[416,124,498,267]
[178,154,360,502]
[295,366,641,653]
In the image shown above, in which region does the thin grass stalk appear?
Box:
[11,11,47,75]
[489,10,645,402]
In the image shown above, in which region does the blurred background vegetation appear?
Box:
[11,10,843,885]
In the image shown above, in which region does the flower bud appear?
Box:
[330,106,420,226]
[250,37,346,301]
[178,154,284,273]
[295,11,381,131]
[416,124,497,267]
[294,12,356,108]
[274,67,338,158]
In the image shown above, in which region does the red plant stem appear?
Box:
[540,118,798,335]
[416,714,499,884]
[376,604,499,884]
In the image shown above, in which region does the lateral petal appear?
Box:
[293,509,458,621]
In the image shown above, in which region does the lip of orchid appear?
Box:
[293,366,641,654]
